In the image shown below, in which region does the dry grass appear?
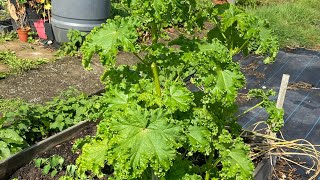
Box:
[243,121,320,179]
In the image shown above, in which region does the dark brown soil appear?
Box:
[241,62,265,79]
[0,51,139,103]
[0,56,105,103]
[10,123,98,180]
[288,81,314,91]
[236,92,251,104]
[272,158,302,180]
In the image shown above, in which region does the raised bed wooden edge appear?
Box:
[254,156,275,180]
[0,119,273,179]
[0,121,92,179]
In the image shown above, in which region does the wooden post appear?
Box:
[269,74,290,169]
[276,74,290,109]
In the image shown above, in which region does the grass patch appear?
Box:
[0,51,48,78]
[244,0,320,49]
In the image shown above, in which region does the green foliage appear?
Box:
[214,130,254,179]
[45,88,102,131]
[58,29,87,57]
[110,0,213,42]
[59,164,89,180]
[17,0,27,3]
[0,128,25,159]
[108,108,183,178]
[0,51,47,79]
[65,164,77,178]
[76,139,109,178]
[0,88,103,160]
[27,31,37,43]
[246,0,320,48]
[0,0,9,21]
[0,98,25,115]
[75,0,281,179]
[71,135,92,153]
[248,89,284,132]
[35,156,88,179]
[34,155,65,177]
[237,0,295,7]
[236,0,257,7]
[0,31,17,43]
[207,4,279,63]
[82,16,140,68]
[0,0,6,7]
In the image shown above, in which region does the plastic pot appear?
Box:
[16,28,30,42]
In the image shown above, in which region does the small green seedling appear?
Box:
[34,155,65,177]
[65,164,77,177]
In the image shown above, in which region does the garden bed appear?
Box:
[2,1,319,179]
[5,122,271,180]
[1,48,316,179]
[9,122,97,180]
[1,121,92,179]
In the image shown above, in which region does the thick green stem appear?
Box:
[151,22,159,44]
[151,62,161,96]
[151,169,159,180]
[205,156,221,180]
[205,150,214,180]
[205,172,210,180]
[237,101,264,118]
[133,52,147,64]
[230,28,233,50]
[233,38,250,56]
[212,18,227,41]
[213,157,221,168]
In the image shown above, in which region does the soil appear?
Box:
[288,81,314,90]
[0,51,140,103]
[212,0,229,4]
[241,62,265,79]
[0,40,56,61]
[0,64,9,73]
[10,123,99,180]
[272,158,302,180]
[236,92,250,104]
[0,56,105,103]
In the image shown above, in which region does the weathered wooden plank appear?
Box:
[276,74,290,109]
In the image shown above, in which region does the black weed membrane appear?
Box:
[238,49,320,179]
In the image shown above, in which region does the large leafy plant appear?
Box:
[77,1,282,179]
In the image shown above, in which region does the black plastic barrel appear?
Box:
[51,0,110,43]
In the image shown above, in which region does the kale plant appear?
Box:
[75,1,282,179]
